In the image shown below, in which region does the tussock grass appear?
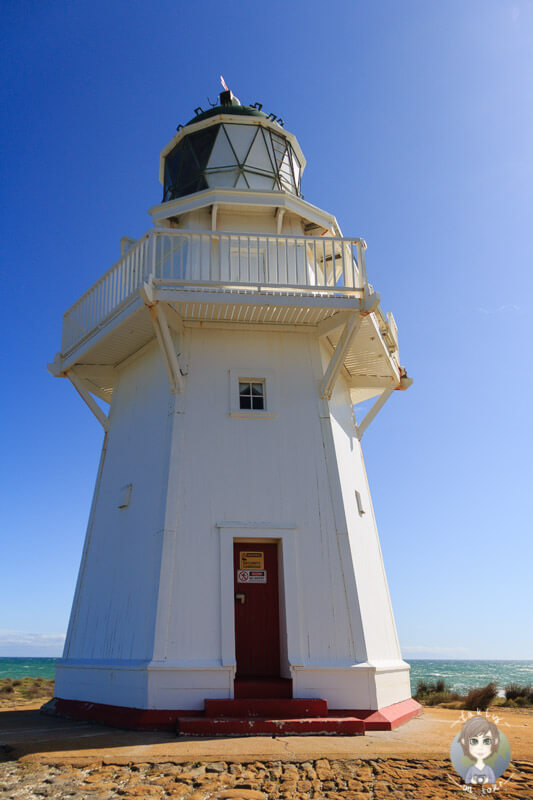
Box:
[0,677,54,707]
[463,682,497,711]
[414,679,462,706]
[416,680,501,710]
[504,683,533,707]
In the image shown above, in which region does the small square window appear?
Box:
[239,380,265,410]
[229,368,276,419]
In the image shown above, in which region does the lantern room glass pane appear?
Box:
[206,169,239,188]
[207,127,237,169]
[245,173,277,191]
[245,134,273,173]
[224,124,257,162]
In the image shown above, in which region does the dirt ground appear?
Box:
[0,702,531,799]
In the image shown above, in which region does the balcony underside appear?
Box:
[56,286,401,405]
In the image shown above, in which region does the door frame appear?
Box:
[216,522,303,683]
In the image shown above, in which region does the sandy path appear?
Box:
[0,702,531,764]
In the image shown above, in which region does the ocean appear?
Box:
[0,658,58,680]
[407,660,533,695]
[1,658,532,694]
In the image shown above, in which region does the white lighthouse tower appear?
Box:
[48,89,419,733]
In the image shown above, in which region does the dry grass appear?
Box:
[504,683,533,707]
[416,680,500,710]
[414,679,462,706]
[463,682,498,710]
[0,677,54,707]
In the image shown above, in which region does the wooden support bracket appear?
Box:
[148,304,183,393]
[316,311,353,338]
[71,365,116,382]
[67,370,109,431]
[319,313,363,400]
[355,388,394,440]
[141,283,186,392]
[159,302,184,338]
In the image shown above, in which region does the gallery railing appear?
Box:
[61,230,368,353]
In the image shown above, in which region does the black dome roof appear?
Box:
[185,104,270,127]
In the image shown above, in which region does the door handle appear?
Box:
[235,593,246,604]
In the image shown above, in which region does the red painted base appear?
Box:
[44,696,421,735]
[41,697,200,732]
[178,715,365,736]
[330,698,423,731]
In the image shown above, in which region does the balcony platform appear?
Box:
[50,230,405,406]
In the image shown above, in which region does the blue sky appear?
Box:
[1,0,532,660]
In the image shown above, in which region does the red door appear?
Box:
[233,542,281,678]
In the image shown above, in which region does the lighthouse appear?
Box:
[47,88,420,733]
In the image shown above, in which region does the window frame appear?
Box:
[229,368,277,419]
[238,379,266,411]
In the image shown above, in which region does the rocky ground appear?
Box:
[1,758,532,800]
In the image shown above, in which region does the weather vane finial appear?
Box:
[220,75,229,91]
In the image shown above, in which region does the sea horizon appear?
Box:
[1,657,532,695]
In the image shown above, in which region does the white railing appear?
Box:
[61,234,153,352]
[62,230,367,353]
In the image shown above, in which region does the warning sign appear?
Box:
[239,551,264,569]
[237,569,267,584]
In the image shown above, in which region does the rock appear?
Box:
[356,767,373,781]
[118,784,165,797]
[216,791,266,799]
[205,761,227,773]
[83,774,108,784]
[315,758,333,780]
[148,775,179,786]
[266,762,283,778]
[165,783,192,799]
[279,779,297,790]
[282,765,299,779]
[177,770,204,781]
[193,778,222,792]
[343,794,370,800]
[301,763,317,779]
[82,780,118,793]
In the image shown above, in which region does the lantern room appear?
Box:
[161,90,304,200]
